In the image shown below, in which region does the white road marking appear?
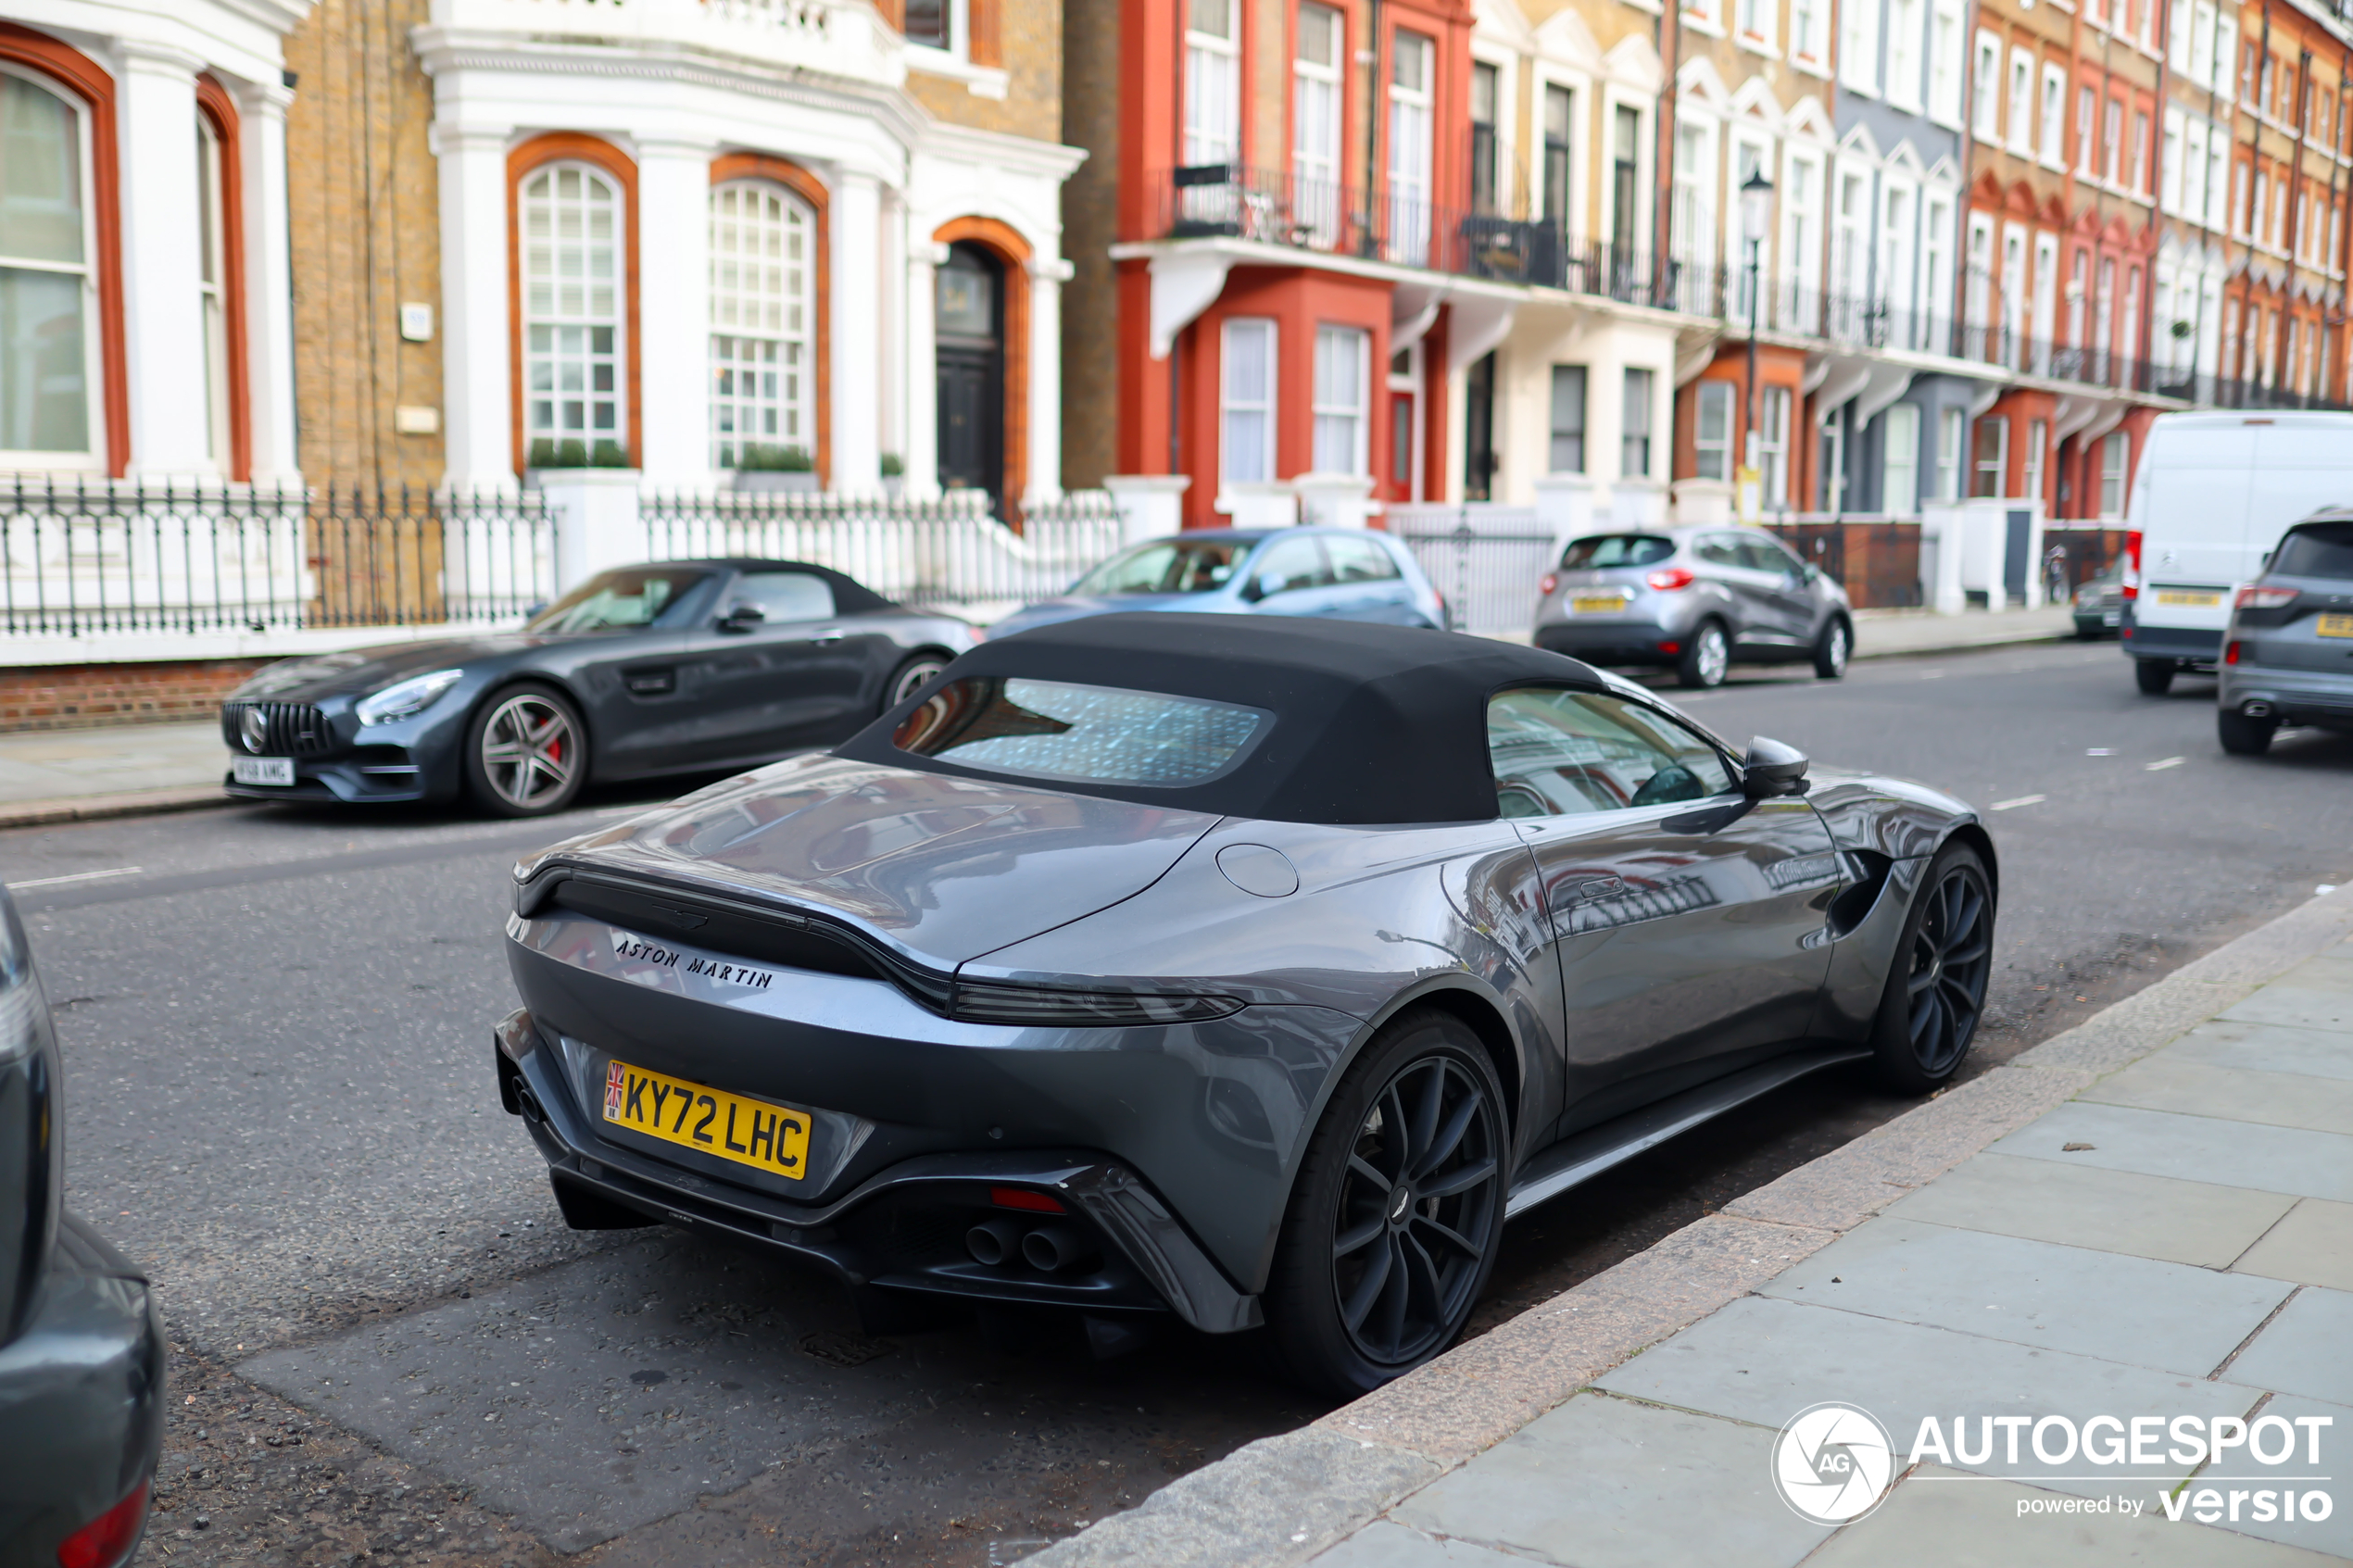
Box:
[2085,747,2113,756]
[6,865,145,889]
[2146,756,2186,771]
[1990,795,2046,811]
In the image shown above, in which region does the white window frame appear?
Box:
[1831,165,1867,303]
[1922,191,1954,339]
[1881,177,1916,332]
[709,179,818,470]
[2078,83,2098,174]
[1311,323,1368,474]
[0,63,105,471]
[1682,0,1725,37]
[1220,317,1277,483]
[1729,135,1773,320]
[1887,0,1924,113]
[2007,48,2035,155]
[1790,0,1826,73]
[1387,31,1435,267]
[1184,0,1241,169]
[1971,31,2002,140]
[1736,0,1775,54]
[1672,114,1717,270]
[2039,65,2067,167]
[1759,383,1792,507]
[2161,107,2185,214]
[1839,0,1879,94]
[1881,402,1919,513]
[2023,416,2047,504]
[521,160,629,463]
[2099,430,2128,517]
[1937,405,1965,500]
[2031,229,2057,363]
[1693,379,1732,482]
[1604,94,1649,247]
[1782,149,1822,332]
[1293,4,1345,245]
[2000,221,2027,368]
[1621,365,1655,478]
[197,108,232,475]
[1549,364,1587,473]
[1929,0,1966,126]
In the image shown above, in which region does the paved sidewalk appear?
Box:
[0,720,229,827]
[1032,885,2353,1568]
[1853,603,2078,659]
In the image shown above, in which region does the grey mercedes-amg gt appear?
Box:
[493,614,1994,1393]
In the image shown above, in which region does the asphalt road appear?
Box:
[13,637,2351,1567]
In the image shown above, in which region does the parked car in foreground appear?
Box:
[2070,560,2126,639]
[491,614,1994,1395]
[0,888,164,1568]
[220,560,977,818]
[2217,516,2353,754]
[2121,409,2353,694]
[1532,527,1854,689]
[985,527,1444,640]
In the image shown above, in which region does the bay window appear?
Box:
[1311,324,1367,473]
[1221,318,1276,483]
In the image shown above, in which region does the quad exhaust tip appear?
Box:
[964,1220,1086,1273]
[965,1219,1021,1267]
[2244,700,2274,718]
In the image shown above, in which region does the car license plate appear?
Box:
[2319,613,2353,639]
[2156,589,2222,607]
[231,757,294,786]
[1570,596,1625,614]
[602,1058,811,1181]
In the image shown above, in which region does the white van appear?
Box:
[2124,410,2353,693]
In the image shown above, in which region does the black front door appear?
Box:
[937,243,1004,506]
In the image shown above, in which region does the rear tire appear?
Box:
[464,683,586,818]
[1678,621,1730,689]
[2218,709,2278,756]
[1811,616,1852,680]
[2133,659,2175,696]
[1869,844,1994,1095]
[1264,1010,1507,1398]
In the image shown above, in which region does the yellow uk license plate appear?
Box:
[2156,589,2222,607]
[1571,596,1626,614]
[601,1058,811,1181]
[2318,613,2353,639]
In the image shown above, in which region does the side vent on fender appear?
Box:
[1826,850,1894,938]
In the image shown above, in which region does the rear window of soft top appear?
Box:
[1560,534,1674,570]
[2271,522,2353,581]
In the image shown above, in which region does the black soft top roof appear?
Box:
[642,558,894,615]
[835,611,1608,824]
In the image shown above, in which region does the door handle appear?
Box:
[1572,875,1626,902]
[623,667,676,696]
[809,630,847,644]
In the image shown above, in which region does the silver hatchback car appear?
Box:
[1532,527,1855,689]
[2217,516,2353,755]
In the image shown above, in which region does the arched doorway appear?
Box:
[935,241,1004,505]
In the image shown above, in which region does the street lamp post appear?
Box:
[1739,168,1774,520]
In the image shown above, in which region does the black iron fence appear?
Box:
[640,488,1125,618]
[0,476,554,637]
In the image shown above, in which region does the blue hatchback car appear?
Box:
[988,528,1447,639]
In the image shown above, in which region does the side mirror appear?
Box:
[719,601,765,633]
[2259,550,2274,571]
[1742,735,1810,798]
[1240,571,1282,603]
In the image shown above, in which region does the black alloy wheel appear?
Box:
[884,653,950,712]
[1266,1010,1506,1396]
[1870,844,1994,1093]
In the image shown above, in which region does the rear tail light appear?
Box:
[991,1185,1065,1213]
[2121,531,2142,600]
[1646,567,1695,591]
[57,1481,148,1568]
[2234,584,2297,609]
[1657,641,1681,656]
[2225,640,2244,665]
[1539,573,1558,596]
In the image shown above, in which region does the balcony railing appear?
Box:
[1146,166,1690,309]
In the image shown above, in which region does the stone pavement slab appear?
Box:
[2219,984,2353,1033]
[1881,1152,2298,1270]
[1983,1103,2353,1203]
[1805,1465,2346,1568]
[0,719,227,804]
[2169,1019,2353,1082]
[1380,1393,1820,1568]
[2215,1396,2353,1560]
[2223,1289,2353,1408]
[1303,1521,1537,1567]
[2234,1199,2353,1292]
[1592,1295,2254,1501]
[2081,1058,2353,1135]
[1756,1216,2291,1376]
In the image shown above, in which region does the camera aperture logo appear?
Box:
[1772,1402,1896,1524]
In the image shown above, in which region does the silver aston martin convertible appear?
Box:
[493,614,1994,1393]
